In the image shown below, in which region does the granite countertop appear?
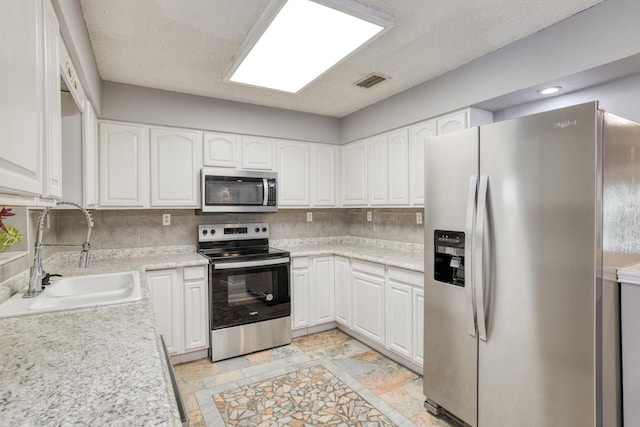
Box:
[271,237,425,272]
[0,247,209,426]
[0,238,421,425]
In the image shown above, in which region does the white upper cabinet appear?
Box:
[203,132,240,168]
[310,144,336,206]
[42,0,61,199]
[0,1,45,200]
[409,119,436,206]
[277,140,310,206]
[437,108,494,135]
[367,134,388,205]
[150,127,201,207]
[436,110,468,135]
[387,128,409,205]
[82,100,99,207]
[341,139,367,206]
[99,122,148,207]
[242,136,274,170]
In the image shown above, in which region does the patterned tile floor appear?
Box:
[174,329,459,426]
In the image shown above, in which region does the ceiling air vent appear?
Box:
[355,73,388,88]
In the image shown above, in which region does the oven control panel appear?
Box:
[198,223,269,242]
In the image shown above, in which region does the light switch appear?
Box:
[416,212,423,224]
[307,212,312,222]
[367,211,372,221]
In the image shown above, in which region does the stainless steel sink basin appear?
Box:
[0,271,141,318]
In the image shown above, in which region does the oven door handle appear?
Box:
[213,257,290,270]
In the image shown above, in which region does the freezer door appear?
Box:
[477,102,599,426]
[424,127,479,426]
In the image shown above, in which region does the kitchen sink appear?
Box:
[0,271,141,318]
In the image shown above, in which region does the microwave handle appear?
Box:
[263,178,269,206]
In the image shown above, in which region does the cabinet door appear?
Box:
[368,134,388,205]
[99,122,148,207]
[150,127,201,207]
[0,0,43,197]
[311,256,335,325]
[437,110,468,135]
[387,128,409,205]
[82,100,99,207]
[183,266,209,351]
[147,269,183,355]
[310,144,336,206]
[413,288,424,365]
[291,258,310,329]
[242,136,274,170]
[43,1,61,199]
[334,256,350,327]
[203,132,240,168]
[341,140,367,206]
[277,140,310,206]
[386,279,413,358]
[352,269,385,345]
[409,120,436,206]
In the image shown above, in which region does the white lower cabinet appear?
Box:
[291,257,310,329]
[147,265,209,357]
[311,256,335,324]
[386,276,413,358]
[352,260,385,345]
[412,287,424,365]
[292,255,425,369]
[291,256,336,331]
[334,256,351,327]
[385,267,424,363]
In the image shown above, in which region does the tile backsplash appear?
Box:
[51,208,425,251]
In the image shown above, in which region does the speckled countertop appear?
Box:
[0,238,422,426]
[0,247,209,426]
[272,237,425,272]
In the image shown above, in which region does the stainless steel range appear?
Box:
[197,223,291,362]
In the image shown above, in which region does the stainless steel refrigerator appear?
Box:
[423,101,640,427]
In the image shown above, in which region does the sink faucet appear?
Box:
[24,200,93,298]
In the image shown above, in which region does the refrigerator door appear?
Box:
[477,102,599,426]
[424,127,479,426]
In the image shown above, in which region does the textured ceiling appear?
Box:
[80,0,603,118]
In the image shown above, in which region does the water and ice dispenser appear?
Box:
[433,230,465,286]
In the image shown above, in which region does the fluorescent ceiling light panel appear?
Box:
[229,0,389,93]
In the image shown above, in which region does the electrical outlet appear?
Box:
[367,211,372,222]
[162,213,171,226]
[307,212,313,222]
[416,212,423,225]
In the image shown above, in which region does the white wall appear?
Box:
[492,74,640,123]
[100,82,341,144]
[340,0,640,143]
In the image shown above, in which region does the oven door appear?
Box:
[210,257,290,329]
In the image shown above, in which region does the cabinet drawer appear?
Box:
[183,266,206,281]
[352,260,385,277]
[388,267,423,287]
[292,257,309,269]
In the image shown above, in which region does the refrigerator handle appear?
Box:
[475,174,489,341]
[465,176,478,337]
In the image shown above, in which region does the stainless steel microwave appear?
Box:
[201,168,277,213]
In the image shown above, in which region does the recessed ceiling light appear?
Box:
[227,0,393,93]
[538,86,562,95]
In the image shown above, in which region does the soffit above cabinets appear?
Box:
[80,0,603,117]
